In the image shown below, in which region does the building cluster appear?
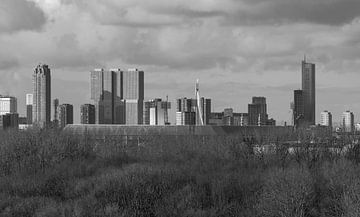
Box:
[0,58,359,131]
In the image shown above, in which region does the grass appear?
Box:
[0,128,359,216]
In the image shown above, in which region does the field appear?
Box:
[0,129,360,217]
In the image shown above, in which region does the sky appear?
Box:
[1,0,360,125]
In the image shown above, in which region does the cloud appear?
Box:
[224,0,360,26]
[0,0,47,33]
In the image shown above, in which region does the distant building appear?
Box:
[248,97,268,126]
[266,118,276,126]
[0,113,19,130]
[57,104,73,128]
[26,94,33,125]
[176,97,211,126]
[80,104,95,124]
[53,98,59,124]
[176,111,196,125]
[209,110,248,126]
[143,99,171,125]
[33,64,51,127]
[356,123,360,132]
[342,111,354,133]
[123,69,144,125]
[302,58,316,125]
[293,90,304,127]
[320,111,332,128]
[0,96,17,115]
[91,68,124,124]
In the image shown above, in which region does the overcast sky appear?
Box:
[1,0,360,125]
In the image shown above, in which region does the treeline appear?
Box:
[0,129,360,216]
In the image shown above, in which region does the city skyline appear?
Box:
[1,0,360,124]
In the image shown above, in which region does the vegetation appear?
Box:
[0,129,359,217]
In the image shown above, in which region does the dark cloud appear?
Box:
[0,0,47,33]
[224,0,360,26]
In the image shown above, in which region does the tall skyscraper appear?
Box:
[143,99,171,125]
[91,68,124,124]
[33,64,51,127]
[320,111,332,128]
[26,94,33,124]
[80,104,96,124]
[293,90,304,128]
[248,97,268,126]
[123,69,144,125]
[0,96,17,115]
[342,111,354,133]
[53,99,59,122]
[302,58,315,125]
[57,104,73,128]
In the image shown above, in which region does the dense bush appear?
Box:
[0,129,359,216]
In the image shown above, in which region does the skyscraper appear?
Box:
[143,99,171,125]
[91,68,124,124]
[33,64,51,127]
[123,69,144,125]
[57,104,73,128]
[176,97,211,126]
[302,58,315,125]
[293,90,304,127]
[53,98,59,123]
[26,94,33,124]
[342,111,354,133]
[248,97,268,126]
[80,104,96,124]
[320,111,332,128]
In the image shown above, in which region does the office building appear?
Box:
[0,113,19,130]
[33,64,51,127]
[320,111,332,128]
[176,111,196,125]
[57,104,73,128]
[143,99,171,125]
[80,104,96,124]
[248,97,268,126]
[123,69,144,125]
[176,97,211,126]
[293,90,304,127]
[26,94,33,124]
[302,59,316,125]
[0,96,17,115]
[342,111,354,133]
[209,110,249,126]
[209,112,224,126]
[91,68,124,124]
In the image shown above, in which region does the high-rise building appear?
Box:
[293,90,304,127]
[143,99,171,125]
[176,97,211,126]
[80,104,96,124]
[320,111,332,128]
[248,97,268,126]
[53,98,59,122]
[33,64,51,127]
[57,104,73,128]
[342,111,354,133]
[302,58,315,125]
[0,96,17,115]
[176,111,196,125]
[123,69,144,125]
[26,94,33,124]
[91,68,124,124]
